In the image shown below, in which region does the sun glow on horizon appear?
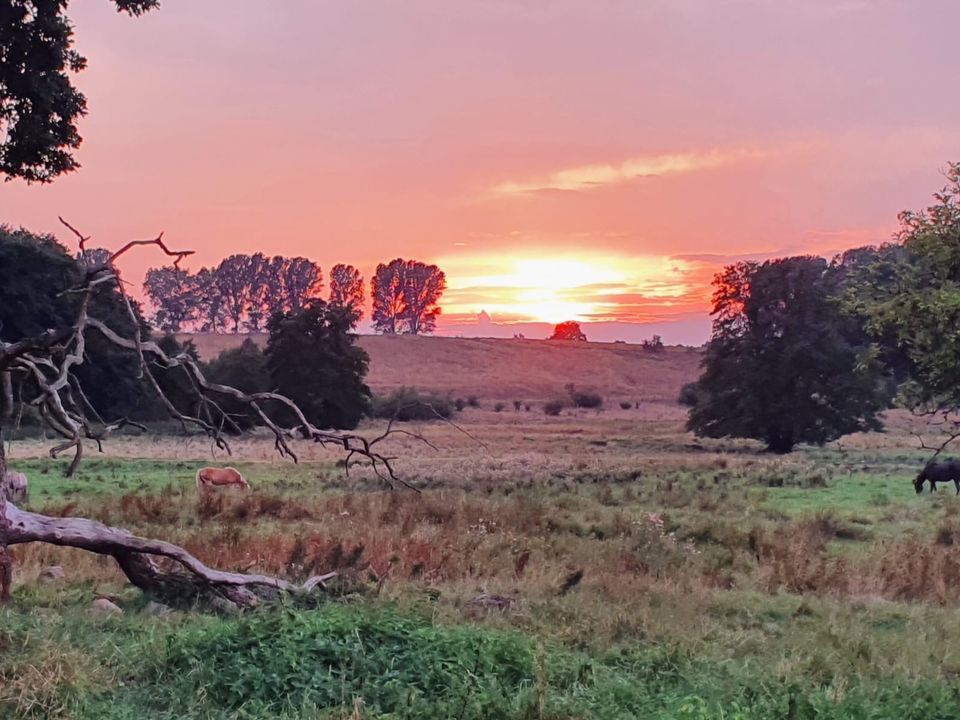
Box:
[438,252,705,325]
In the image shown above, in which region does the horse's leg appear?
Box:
[930,480,937,494]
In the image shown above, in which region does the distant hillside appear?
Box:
[177,333,701,403]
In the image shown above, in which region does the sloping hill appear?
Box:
[178,333,701,403]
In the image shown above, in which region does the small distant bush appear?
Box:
[372,387,455,421]
[454,398,466,411]
[571,391,603,409]
[467,395,480,408]
[543,399,565,416]
[619,401,632,410]
[513,400,522,411]
[564,383,602,409]
[641,334,665,353]
[678,382,701,407]
[494,402,506,412]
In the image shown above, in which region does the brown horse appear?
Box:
[195,466,249,491]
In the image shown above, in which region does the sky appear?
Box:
[3,0,958,344]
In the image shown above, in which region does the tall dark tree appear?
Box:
[214,254,258,333]
[402,260,445,334]
[0,226,148,421]
[143,266,198,333]
[549,321,587,341]
[263,255,289,320]
[244,252,272,332]
[193,267,228,333]
[266,301,371,429]
[688,256,887,453]
[0,0,158,183]
[371,258,445,335]
[280,257,323,314]
[371,259,405,334]
[328,263,365,326]
[848,163,960,427]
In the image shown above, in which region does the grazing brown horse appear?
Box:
[914,460,960,495]
[196,466,249,491]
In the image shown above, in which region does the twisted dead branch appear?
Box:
[0,223,429,607]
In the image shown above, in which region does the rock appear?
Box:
[38,565,65,584]
[144,600,173,617]
[210,595,240,615]
[89,598,123,617]
[467,592,517,611]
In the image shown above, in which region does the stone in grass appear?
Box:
[144,600,173,617]
[210,595,241,615]
[38,565,66,584]
[89,598,123,617]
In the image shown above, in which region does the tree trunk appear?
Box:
[0,371,12,421]
[0,429,12,602]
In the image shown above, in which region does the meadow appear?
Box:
[4,399,960,718]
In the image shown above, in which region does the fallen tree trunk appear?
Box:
[0,498,335,608]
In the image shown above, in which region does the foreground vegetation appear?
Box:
[4,410,960,718]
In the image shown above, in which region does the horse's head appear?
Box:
[915,470,927,494]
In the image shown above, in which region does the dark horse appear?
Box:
[915,460,960,495]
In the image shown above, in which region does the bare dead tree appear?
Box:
[0,222,424,608]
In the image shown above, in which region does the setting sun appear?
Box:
[438,253,704,326]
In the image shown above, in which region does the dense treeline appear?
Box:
[143,254,444,336]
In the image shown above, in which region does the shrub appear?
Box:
[371,387,455,421]
[678,382,700,407]
[543,399,565,416]
[642,334,665,352]
[467,395,480,408]
[619,401,632,410]
[494,402,506,412]
[564,382,602,409]
[571,391,603,409]
[454,398,466,411]
[205,339,270,430]
[513,400,522,411]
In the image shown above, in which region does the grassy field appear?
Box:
[5,401,960,718]
[177,332,703,403]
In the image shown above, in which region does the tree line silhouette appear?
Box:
[143,254,445,335]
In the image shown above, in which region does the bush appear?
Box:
[205,339,270,430]
[467,395,480,408]
[513,400,522,411]
[494,402,506,412]
[543,399,565,416]
[642,334,665,352]
[372,387,455,421]
[678,382,700,407]
[454,398,466,411]
[571,391,603,409]
[619,401,632,410]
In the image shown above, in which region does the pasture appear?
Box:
[4,403,960,718]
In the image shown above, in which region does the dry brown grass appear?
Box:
[178,333,702,403]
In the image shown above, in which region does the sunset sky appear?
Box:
[3,0,958,343]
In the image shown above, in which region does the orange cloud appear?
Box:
[490,148,764,196]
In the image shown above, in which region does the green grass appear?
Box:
[759,473,918,515]
[3,603,959,720]
[13,457,339,503]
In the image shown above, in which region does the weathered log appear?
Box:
[0,499,336,607]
